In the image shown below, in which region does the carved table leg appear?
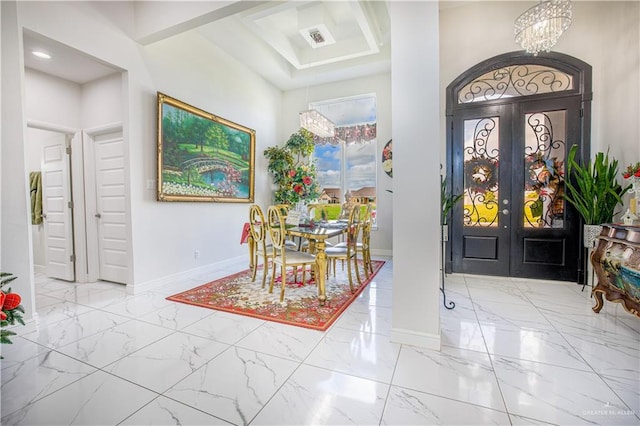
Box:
[592,287,605,313]
[315,240,327,306]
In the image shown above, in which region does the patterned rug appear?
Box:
[166,260,385,331]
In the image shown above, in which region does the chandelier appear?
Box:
[299,109,335,138]
[514,0,572,56]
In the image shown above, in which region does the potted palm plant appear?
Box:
[563,145,631,247]
[441,175,463,241]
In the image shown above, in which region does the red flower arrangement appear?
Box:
[1,272,25,351]
[622,162,640,179]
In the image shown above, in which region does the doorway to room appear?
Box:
[445,52,592,282]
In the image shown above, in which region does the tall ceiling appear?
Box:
[22,1,392,91]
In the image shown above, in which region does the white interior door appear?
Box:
[41,135,75,281]
[92,131,128,284]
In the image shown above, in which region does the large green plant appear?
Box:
[264,129,320,204]
[563,145,631,225]
[441,176,463,225]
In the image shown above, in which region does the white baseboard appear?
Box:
[390,327,441,350]
[129,255,246,295]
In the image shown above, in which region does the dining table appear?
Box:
[285,221,348,306]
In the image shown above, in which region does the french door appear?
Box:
[446,52,592,283]
[450,98,582,281]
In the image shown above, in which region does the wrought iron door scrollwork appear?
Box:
[463,118,500,227]
[458,65,573,104]
[523,112,566,228]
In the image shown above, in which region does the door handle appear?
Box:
[95,213,102,218]
[41,213,47,219]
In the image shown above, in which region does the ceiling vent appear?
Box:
[300,24,335,48]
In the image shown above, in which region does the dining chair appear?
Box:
[267,206,318,302]
[359,203,374,277]
[334,203,374,278]
[248,204,275,288]
[325,203,362,293]
[273,204,300,250]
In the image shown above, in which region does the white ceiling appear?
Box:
[22,1,391,91]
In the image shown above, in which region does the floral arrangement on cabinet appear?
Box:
[622,162,640,180]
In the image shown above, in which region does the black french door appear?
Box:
[450,97,582,281]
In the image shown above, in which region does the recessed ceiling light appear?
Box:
[32,51,52,59]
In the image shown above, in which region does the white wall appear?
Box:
[440,1,640,169]
[390,1,441,349]
[282,73,393,255]
[82,73,123,129]
[7,1,283,293]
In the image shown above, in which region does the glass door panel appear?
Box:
[463,117,500,228]
[523,110,567,229]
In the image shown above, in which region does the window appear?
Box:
[310,94,377,224]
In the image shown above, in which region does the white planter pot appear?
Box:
[583,224,603,248]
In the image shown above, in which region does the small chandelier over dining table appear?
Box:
[514,0,572,56]
[299,109,335,138]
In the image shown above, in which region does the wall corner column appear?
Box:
[389,1,441,350]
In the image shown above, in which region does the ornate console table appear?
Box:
[591,224,640,318]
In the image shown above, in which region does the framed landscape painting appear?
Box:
[157,92,255,202]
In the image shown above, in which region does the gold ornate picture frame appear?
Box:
[157,92,255,203]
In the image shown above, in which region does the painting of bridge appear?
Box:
[157,93,255,202]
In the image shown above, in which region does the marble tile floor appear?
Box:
[1,258,639,425]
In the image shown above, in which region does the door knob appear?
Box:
[95,213,102,218]
[41,213,47,219]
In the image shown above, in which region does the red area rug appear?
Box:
[166,260,385,331]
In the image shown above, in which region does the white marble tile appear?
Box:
[561,331,640,380]
[381,385,511,425]
[1,370,157,425]
[392,346,505,411]
[34,293,64,309]
[56,319,173,368]
[466,280,532,305]
[34,276,75,293]
[543,308,640,341]
[21,309,130,349]
[441,316,488,353]
[508,413,560,425]
[600,374,640,417]
[333,305,393,336]
[352,285,392,309]
[492,355,635,425]
[0,336,52,369]
[101,291,172,318]
[182,310,265,344]
[1,350,96,418]
[236,321,323,361]
[304,326,401,383]
[45,284,129,308]
[138,301,215,330]
[120,396,232,425]
[165,346,298,425]
[474,299,554,331]
[481,323,591,370]
[439,293,477,320]
[33,299,93,326]
[252,364,388,425]
[105,331,228,392]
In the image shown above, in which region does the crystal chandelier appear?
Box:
[514,0,572,56]
[299,109,335,138]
